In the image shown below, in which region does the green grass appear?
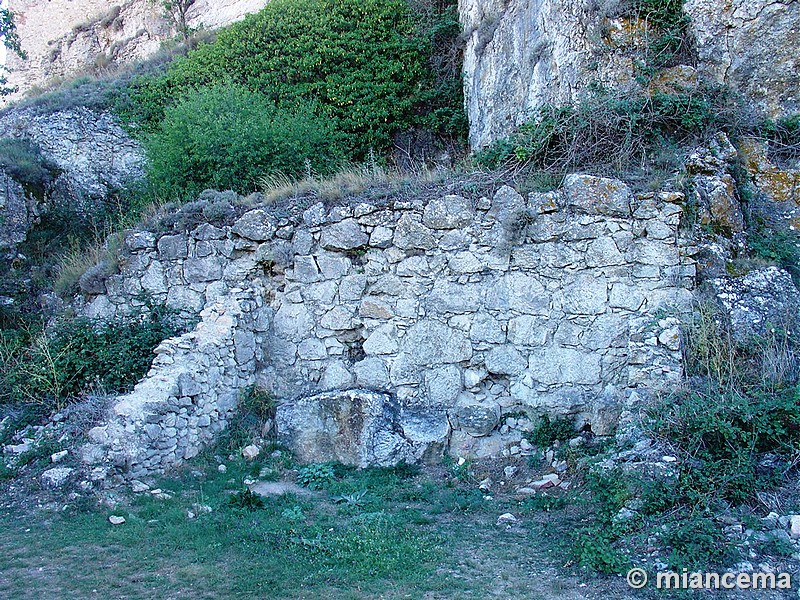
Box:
[0,451,622,600]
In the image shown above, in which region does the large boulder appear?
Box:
[707,267,800,342]
[276,389,450,467]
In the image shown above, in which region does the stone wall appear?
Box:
[82,284,263,481]
[6,0,270,100]
[78,175,695,477]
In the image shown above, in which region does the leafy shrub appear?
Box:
[627,0,693,68]
[297,463,336,490]
[144,86,342,198]
[0,303,183,408]
[526,414,576,448]
[520,493,568,512]
[573,526,629,574]
[239,384,276,421]
[662,515,735,570]
[122,0,465,157]
[646,387,800,507]
[229,488,265,510]
[0,138,59,194]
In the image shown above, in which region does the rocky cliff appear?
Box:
[460,0,800,148]
[5,0,269,99]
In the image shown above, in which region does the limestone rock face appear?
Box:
[708,267,800,342]
[0,170,36,252]
[459,0,637,149]
[5,0,270,100]
[459,0,800,149]
[685,0,800,119]
[0,107,145,209]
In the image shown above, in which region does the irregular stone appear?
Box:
[450,393,500,437]
[51,450,68,463]
[400,321,472,365]
[317,253,351,280]
[369,226,394,248]
[708,267,800,342]
[353,357,391,389]
[320,360,354,391]
[359,298,394,319]
[448,251,483,274]
[496,513,518,526]
[471,313,506,344]
[425,365,463,406]
[277,390,446,467]
[393,213,436,250]
[790,515,800,539]
[527,347,602,385]
[303,202,327,226]
[510,381,586,413]
[428,280,483,314]
[41,467,73,488]
[108,515,126,525]
[242,445,260,460]
[320,219,368,251]
[298,338,327,360]
[363,324,399,355]
[507,316,550,347]
[423,195,474,229]
[232,209,276,241]
[563,174,632,217]
[561,273,607,315]
[488,186,526,228]
[184,257,223,283]
[157,234,188,260]
[484,345,526,376]
[273,303,314,342]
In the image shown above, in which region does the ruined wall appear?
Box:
[78,176,695,478]
[5,0,270,99]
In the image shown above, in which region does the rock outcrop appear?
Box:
[0,107,145,209]
[6,0,270,100]
[78,176,696,477]
[459,0,800,149]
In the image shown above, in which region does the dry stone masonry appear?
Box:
[79,175,696,478]
[82,286,263,480]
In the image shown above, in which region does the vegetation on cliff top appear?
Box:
[113,0,466,197]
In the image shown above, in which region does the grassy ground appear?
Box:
[0,449,640,600]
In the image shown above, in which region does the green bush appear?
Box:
[573,526,629,574]
[525,414,576,448]
[144,86,342,198]
[238,384,276,421]
[0,303,183,408]
[646,387,800,507]
[662,515,735,570]
[121,0,465,157]
[297,463,337,490]
[628,0,692,68]
[0,138,59,194]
